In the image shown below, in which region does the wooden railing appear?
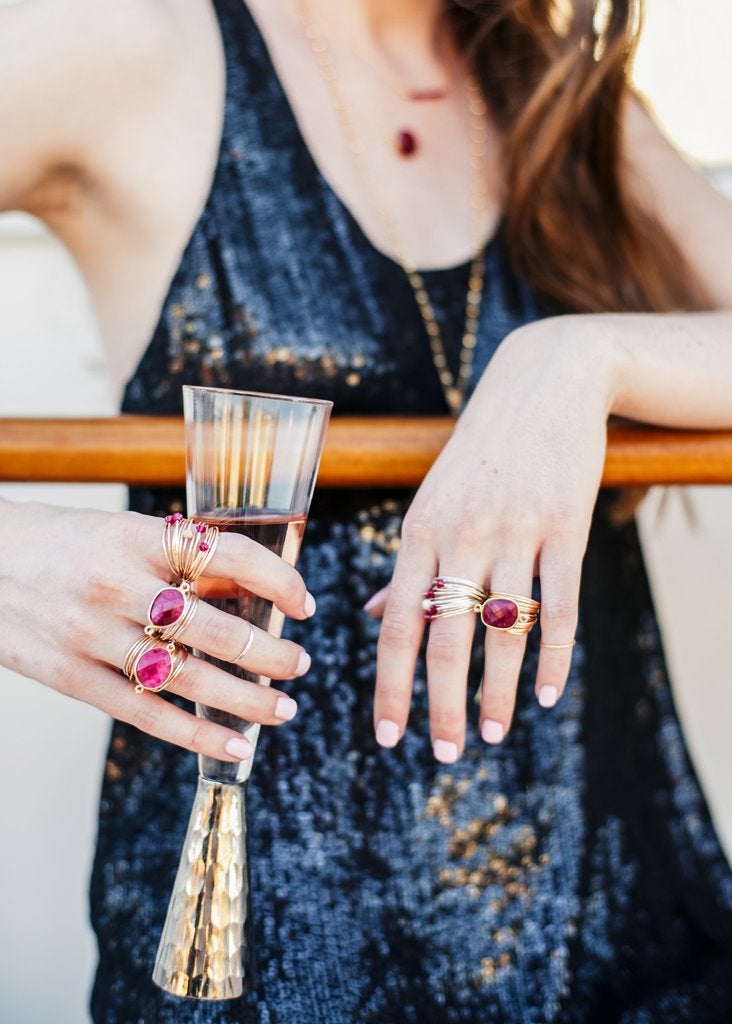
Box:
[1,416,732,486]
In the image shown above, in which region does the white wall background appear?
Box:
[0,2,731,1023]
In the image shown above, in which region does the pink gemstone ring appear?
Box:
[480,592,540,637]
[162,514,219,584]
[123,635,188,695]
[422,577,540,636]
[145,582,198,642]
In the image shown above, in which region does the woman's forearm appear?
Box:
[509,311,732,431]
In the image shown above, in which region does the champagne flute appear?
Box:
[153,386,332,1000]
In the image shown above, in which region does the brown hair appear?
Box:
[446,0,708,313]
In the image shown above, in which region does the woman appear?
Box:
[1,0,731,1020]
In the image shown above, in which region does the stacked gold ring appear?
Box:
[123,514,218,696]
[421,576,485,621]
[422,576,540,637]
[480,591,539,636]
[163,512,220,583]
[123,636,188,694]
[144,582,199,642]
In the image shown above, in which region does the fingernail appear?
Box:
[363,585,389,614]
[304,592,317,617]
[225,736,253,760]
[538,685,558,709]
[275,696,298,721]
[481,719,504,744]
[295,651,311,677]
[375,719,400,748]
[433,739,459,764]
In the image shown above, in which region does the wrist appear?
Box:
[501,314,626,417]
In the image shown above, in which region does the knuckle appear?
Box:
[117,510,150,554]
[199,614,236,656]
[52,656,78,698]
[541,594,577,625]
[282,573,306,607]
[429,706,464,736]
[64,607,96,652]
[83,570,120,609]
[186,719,212,755]
[426,628,464,668]
[400,508,433,547]
[130,701,163,739]
[378,612,419,651]
[271,640,302,678]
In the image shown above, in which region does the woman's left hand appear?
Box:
[372,315,618,761]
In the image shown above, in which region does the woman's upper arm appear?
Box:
[0,0,169,214]
[621,96,732,309]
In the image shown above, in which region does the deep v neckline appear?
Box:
[225,0,503,275]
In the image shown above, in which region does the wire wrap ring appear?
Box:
[422,576,540,637]
[144,582,198,642]
[162,513,219,583]
[123,636,188,694]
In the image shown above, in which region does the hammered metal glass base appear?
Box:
[152,779,251,1000]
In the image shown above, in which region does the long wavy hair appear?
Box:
[446,0,707,313]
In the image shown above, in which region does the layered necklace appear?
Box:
[296,0,490,414]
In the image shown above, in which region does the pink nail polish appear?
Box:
[304,592,317,617]
[225,736,253,760]
[295,651,311,677]
[538,685,558,708]
[481,719,504,744]
[275,696,298,721]
[375,719,400,748]
[433,739,459,764]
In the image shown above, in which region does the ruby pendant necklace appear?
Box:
[395,129,418,157]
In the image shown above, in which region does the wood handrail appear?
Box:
[0,416,731,487]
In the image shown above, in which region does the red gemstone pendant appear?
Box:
[395,129,418,157]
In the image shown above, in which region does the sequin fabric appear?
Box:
[90,1,732,1020]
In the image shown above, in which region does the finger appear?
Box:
[534,538,582,709]
[131,512,314,620]
[125,582,309,680]
[363,583,391,618]
[479,561,535,744]
[107,626,302,727]
[425,579,478,763]
[374,521,436,748]
[61,657,274,762]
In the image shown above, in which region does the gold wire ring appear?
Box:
[144,582,198,642]
[232,623,255,664]
[123,635,188,694]
[479,591,540,637]
[540,640,576,650]
[162,513,219,583]
[421,576,486,623]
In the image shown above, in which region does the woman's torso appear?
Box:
[41,0,504,397]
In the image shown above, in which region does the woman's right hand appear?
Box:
[0,499,314,761]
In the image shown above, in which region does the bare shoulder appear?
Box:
[0,0,222,213]
[621,95,732,308]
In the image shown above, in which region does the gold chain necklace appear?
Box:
[297,0,490,414]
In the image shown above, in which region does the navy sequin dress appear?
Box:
[90,2,732,1021]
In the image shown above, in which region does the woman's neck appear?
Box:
[308,0,452,90]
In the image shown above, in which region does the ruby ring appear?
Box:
[422,577,540,636]
[123,636,188,695]
[479,592,540,637]
[145,582,198,642]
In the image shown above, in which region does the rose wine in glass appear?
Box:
[152,388,331,1000]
